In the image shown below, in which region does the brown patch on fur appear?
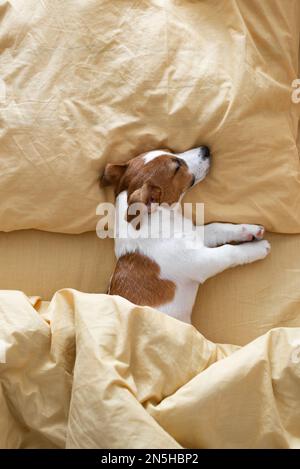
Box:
[120,153,193,204]
[100,150,194,224]
[100,163,127,187]
[109,251,176,307]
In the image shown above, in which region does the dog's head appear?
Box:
[101,146,211,222]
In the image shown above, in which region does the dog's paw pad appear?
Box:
[255,226,265,240]
[242,225,265,241]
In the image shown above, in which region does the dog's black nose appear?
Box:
[200,146,210,159]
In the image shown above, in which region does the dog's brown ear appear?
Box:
[100,163,127,188]
[126,182,161,224]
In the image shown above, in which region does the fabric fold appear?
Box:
[0,289,299,448]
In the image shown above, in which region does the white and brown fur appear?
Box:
[101,147,270,324]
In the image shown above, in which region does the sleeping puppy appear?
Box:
[101,147,270,323]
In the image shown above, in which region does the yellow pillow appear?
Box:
[0,0,299,233]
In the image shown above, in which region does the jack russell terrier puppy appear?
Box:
[101,147,270,323]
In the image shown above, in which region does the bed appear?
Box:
[0,0,299,448]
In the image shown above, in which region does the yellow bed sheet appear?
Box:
[0,229,299,346]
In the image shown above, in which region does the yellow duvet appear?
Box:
[0,290,299,449]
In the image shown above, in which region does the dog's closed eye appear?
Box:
[172,158,183,174]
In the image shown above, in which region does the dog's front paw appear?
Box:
[242,239,271,263]
[258,239,271,257]
[241,224,265,241]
